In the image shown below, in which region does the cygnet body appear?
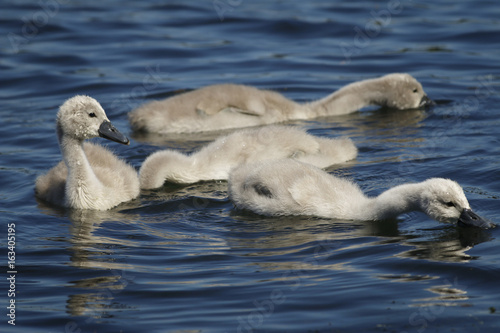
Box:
[129,73,432,134]
[228,159,493,228]
[35,95,140,210]
[139,126,356,189]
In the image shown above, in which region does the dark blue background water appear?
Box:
[1,1,500,332]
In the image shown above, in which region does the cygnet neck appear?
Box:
[305,77,387,117]
[139,150,199,188]
[57,123,101,202]
[358,182,424,221]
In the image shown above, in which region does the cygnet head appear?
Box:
[379,73,432,109]
[57,95,129,145]
[420,178,493,228]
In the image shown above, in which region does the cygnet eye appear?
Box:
[412,88,418,93]
[89,112,97,118]
[446,201,455,208]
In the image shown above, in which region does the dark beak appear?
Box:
[98,121,130,145]
[457,208,495,229]
[419,95,434,108]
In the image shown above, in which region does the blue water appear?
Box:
[1,1,500,332]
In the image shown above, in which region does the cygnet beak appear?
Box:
[419,95,434,108]
[98,121,130,145]
[457,208,495,229]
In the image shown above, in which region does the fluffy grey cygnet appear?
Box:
[139,126,356,189]
[35,95,140,210]
[129,73,432,134]
[228,159,493,228]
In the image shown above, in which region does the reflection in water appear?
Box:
[66,275,126,317]
[224,214,493,318]
[380,274,471,310]
[138,180,229,207]
[397,226,494,263]
[66,209,140,320]
[302,107,427,134]
[224,214,494,322]
[229,212,493,264]
[415,284,469,307]
[37,202,141,320]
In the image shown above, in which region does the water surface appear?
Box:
[1,1,500,332]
